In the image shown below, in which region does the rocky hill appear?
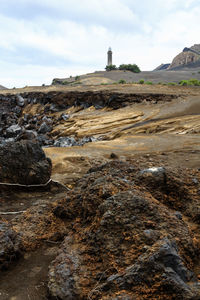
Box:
[166,44,200,70]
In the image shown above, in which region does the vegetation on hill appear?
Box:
[179,78,200,86]
[119,64,141,73]
[106,63,141,73]
[105,64,117,71]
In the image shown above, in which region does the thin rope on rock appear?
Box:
[0,178,52,187]
[0,211,25,215]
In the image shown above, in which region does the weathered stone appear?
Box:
[49,161,200,299]
[0,140,52,185]
[6,124,22,138]
[16,95,25,107]
[38,122,52,134]
[102,238,199,299]
[54,137,77,147]
[0,221,21,270]
[16,130,38,141]
[48,237,81,300]
[61,114,70,121]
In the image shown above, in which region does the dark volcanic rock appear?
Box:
[5,124,22,138]
[48,237,81,300]
[48,161,200,300]
[16,95,25,107]
[38,122,52,134]
[0,140,52,185]
[53,136,96,147]
[101,238,199,300]
[0,220,21,270]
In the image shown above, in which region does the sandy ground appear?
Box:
[44,93,200,185]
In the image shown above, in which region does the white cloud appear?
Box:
[0,0,200,87]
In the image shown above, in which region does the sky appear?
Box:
[0,0,199,88]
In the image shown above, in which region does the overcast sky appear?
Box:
[0,0,199,87]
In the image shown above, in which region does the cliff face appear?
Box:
[168,44,200,70]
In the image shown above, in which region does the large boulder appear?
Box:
[0,140,52,185]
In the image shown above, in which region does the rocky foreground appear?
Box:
[0,85,200,299]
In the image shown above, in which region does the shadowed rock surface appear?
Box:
[0,140,52,185]
[0,220,21,270]
[47,161,200,299]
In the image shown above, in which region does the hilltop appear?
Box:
[51,68,200,86]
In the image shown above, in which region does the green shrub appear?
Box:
[139,79,145,84]
[157,82,163,85]
[179,79,200,86]
[119,64,141,73]
[105,64,117,71]
[179,80,188,86]
[145,81,153,85]
[188,78,200,86]
[75,75,80,81]
[118,79,126,84]
[62,80,70,85]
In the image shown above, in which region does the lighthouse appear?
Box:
[107,47,113,66]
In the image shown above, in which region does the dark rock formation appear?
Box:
[53,136,97,147]
[0,220,21,270]
[6,124,22,138]
[0,91,178,146]
[100,238,198,300]
[0,140,52,185]
[48,161,200,299]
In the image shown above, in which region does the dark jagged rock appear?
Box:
[0,220,21,270]
[5,124,22,138]
[101,238,199,300]
[48,161,200,299]
[16,95,25,107]
[38,122,52,134]
[53,136,97,147]
[48,237,81,300]
[0,140,52,185]
[16,130,38,141]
